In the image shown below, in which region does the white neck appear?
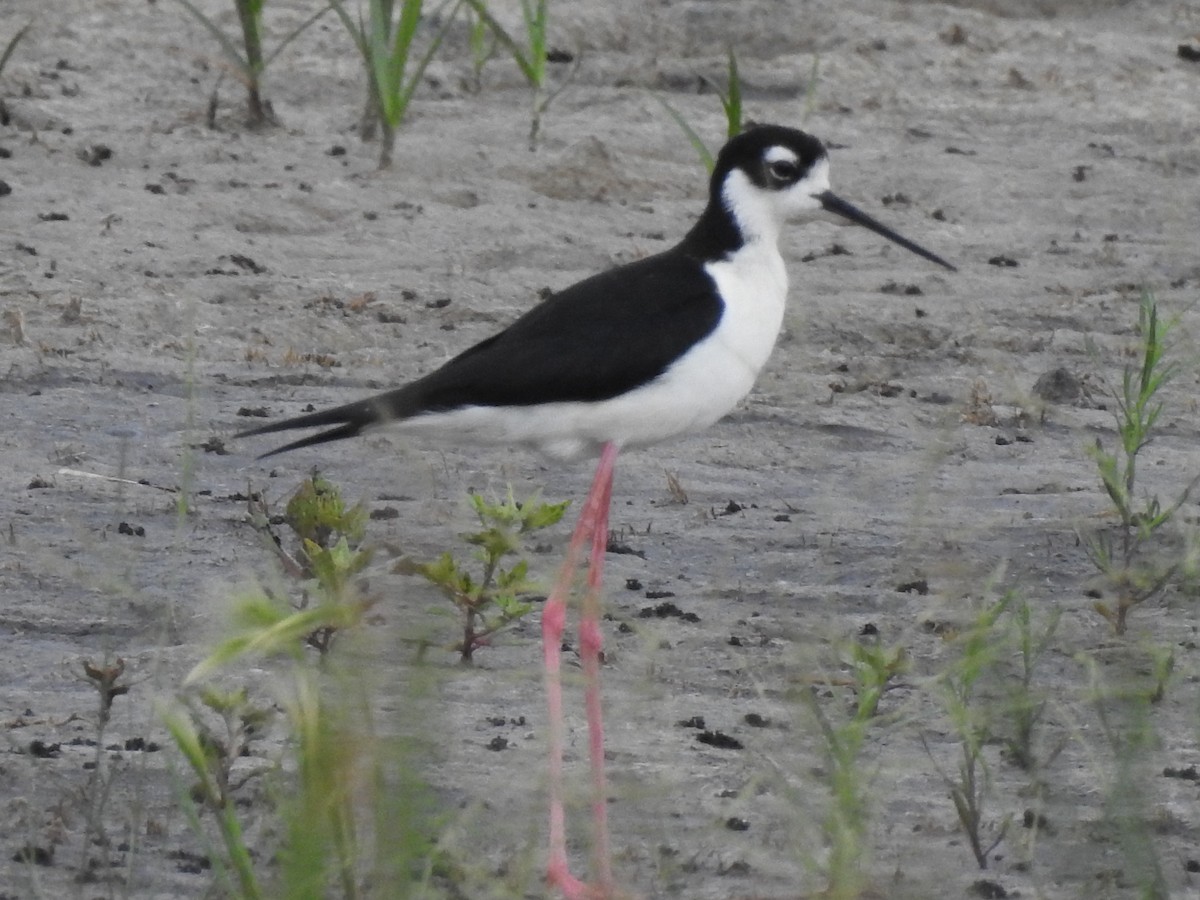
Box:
[720,169,783,248]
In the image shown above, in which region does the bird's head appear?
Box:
[712,124,955,271]
[714,125,831,235]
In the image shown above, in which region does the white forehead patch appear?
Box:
[764,145,800,165]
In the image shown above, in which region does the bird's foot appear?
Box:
[545,859,619,900]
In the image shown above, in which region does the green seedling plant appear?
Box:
[169,468,411,899]
[332,0,461,168]
[172,0,328,126]
[1082,655,1170,897]
[462,0,578,149]
[655,47,744,173]
[803,640,905,899]
[1147,643,1174,704]
[1002,596,1063,771]
[246,474,375,654]
[164,687,273,900]
[171,585,408,898]
[404,488,568,662]
[1083,288,1200,634]
[465,4,497,92]
[923,593,1013,870]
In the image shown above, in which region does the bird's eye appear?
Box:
[768,159,800,182]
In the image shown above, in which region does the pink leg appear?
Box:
[580,447,615,893]
[543,442,619,899]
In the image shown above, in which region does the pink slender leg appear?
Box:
[579,445,615,893]
[543,442,619,899]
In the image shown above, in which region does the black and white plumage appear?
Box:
[238,124,955,899]
[238,124,954,460]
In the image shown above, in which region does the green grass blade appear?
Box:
[723,46,742,138]
[395,0,463,116]
[0,22,32,79]
[232,0,266,77]
[382,0,425,117]
[264,3,333,69]
[163,708,262,899]
[522,0,547,87]
[328,0,372,61]
[172,0,252,75]
[185,600,364,683]
[651,93,715,173]
[461,0,535,83]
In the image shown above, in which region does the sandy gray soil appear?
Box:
[3,0,1200,896]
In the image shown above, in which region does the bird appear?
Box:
[239,123,955,900]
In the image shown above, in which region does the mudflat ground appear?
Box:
[3,0,1200,897]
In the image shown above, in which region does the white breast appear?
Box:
[396,240,790,460]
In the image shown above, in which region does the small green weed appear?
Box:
[168,470,444,897]
[804,640,904,898]
[171,0,328,126]
[1082,287,1200,633]
[246,474,375,653]
[332,0,461,168]
[1084,655,1170,897]
[163,687,273,899]
[1000,596,1063,771]
[462,0,577,149]
[464,4,497,93]
[171,583,429,898]
[923,593,1013,869]
[400,488,568,663]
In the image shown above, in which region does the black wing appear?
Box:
[239,248,723,456]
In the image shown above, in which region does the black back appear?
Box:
[408,250,722,410]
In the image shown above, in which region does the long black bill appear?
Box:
[819,191,956,272]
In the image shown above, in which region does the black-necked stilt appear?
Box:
[240,123,954,899]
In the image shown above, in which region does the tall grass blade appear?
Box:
[264,4,332,69]
[0,22,32,79]
[651,94,715,173]
[173,0,253,77]
[723,46,742,139]
[461,0,536,83]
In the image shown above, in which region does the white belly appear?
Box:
[400,242,789,459]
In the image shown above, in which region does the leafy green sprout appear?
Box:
[465,4,497,92]
[1083,654,1171,896]
[653,47,744,173]
[461,0,579,149]
[331,0,462,168]
[242,474,374,656]
[171,0,328,126]
[923,593,1014,870]
[803,640,905,899]
[164,687,273,900]
[171,471,453,895]
[1002,596,1063,771]
[405,488,568,663]
[172,586,393,898]
[1082,287,1200,633]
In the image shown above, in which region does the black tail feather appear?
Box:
[249,421,367,459]
[236,394,405,459]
